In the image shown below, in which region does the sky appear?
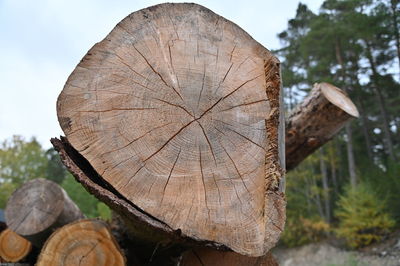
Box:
[0,0,323,149]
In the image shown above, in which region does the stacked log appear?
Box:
[36,219,125,266]
[5,178,84,247]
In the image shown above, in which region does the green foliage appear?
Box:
[0,182,17,209]
[0,135,47,185]
[97,202,112,221]
[335,183,395,248]
[61,174,110,218]
[44,147,67,184]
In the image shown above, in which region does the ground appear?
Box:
[272,231,400,266]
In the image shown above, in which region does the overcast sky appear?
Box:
[0,0,322,148]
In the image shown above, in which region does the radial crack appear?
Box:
[132,45,184,101]
[144,120,195,162]
[226,127,266,152]
[199,146,211,221]
[221,99,267,112]
[219,141,251,194]
[161,148,181,204]
[196,121,217,166]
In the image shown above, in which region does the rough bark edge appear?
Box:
[51,137,229,251]
[261,55,286,254]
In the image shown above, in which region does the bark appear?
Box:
[180,247,278,266]
[4,178,84,247]
[319,148,331,223]
[54,3,285,257]
[0,228,32,263]
[285,82,359,170]
[36,219,126,266]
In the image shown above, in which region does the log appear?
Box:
[5,178,84,247]
[36,219,126,266]
[0,228,32,263]
[285,82,359,171]
[55,2,285,257]
[180,247,278,266]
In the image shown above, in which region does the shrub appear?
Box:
[281,216,330,247]
[335,183,395,248]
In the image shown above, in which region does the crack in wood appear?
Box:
[161,148,181,204]
[132,45,185,102]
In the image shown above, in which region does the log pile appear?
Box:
[2,82,357,265]
[2,3,359,265]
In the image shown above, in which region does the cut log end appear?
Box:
[5,178,84,246]
[55,2,285,257]
[318,82,359,118]
[0,229,32,263]
[36,219,126,266]
[5,178,65,236]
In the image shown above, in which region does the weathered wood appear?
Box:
[55,3,285,257]
[5,178,84,247]
[180,247,278,266]
[36,219,126,266]
[0,228,32,263]
[286,82,359,171]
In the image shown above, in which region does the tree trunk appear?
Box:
[285,82,359,170]
[328,142,339,197]
[5,178,84,247]
[390,0,400,78]
[36,219,126,266]
[54,3,285,257]
[356,95,373,160]
[335,39,358,186]
[0,228,32,263]
[365,42,396,161]
[311,175,325,219]
[345,124,357,187]
[319,148,331,223]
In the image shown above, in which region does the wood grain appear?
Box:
[37,219,125,266]
[57,3,285,256]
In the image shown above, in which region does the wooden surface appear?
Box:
[56,3,285,256]
[0,228,32,262]
[37,219,125,266]
[5,178,84,247]
[180,247,278,266]
[286,82,359,171]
